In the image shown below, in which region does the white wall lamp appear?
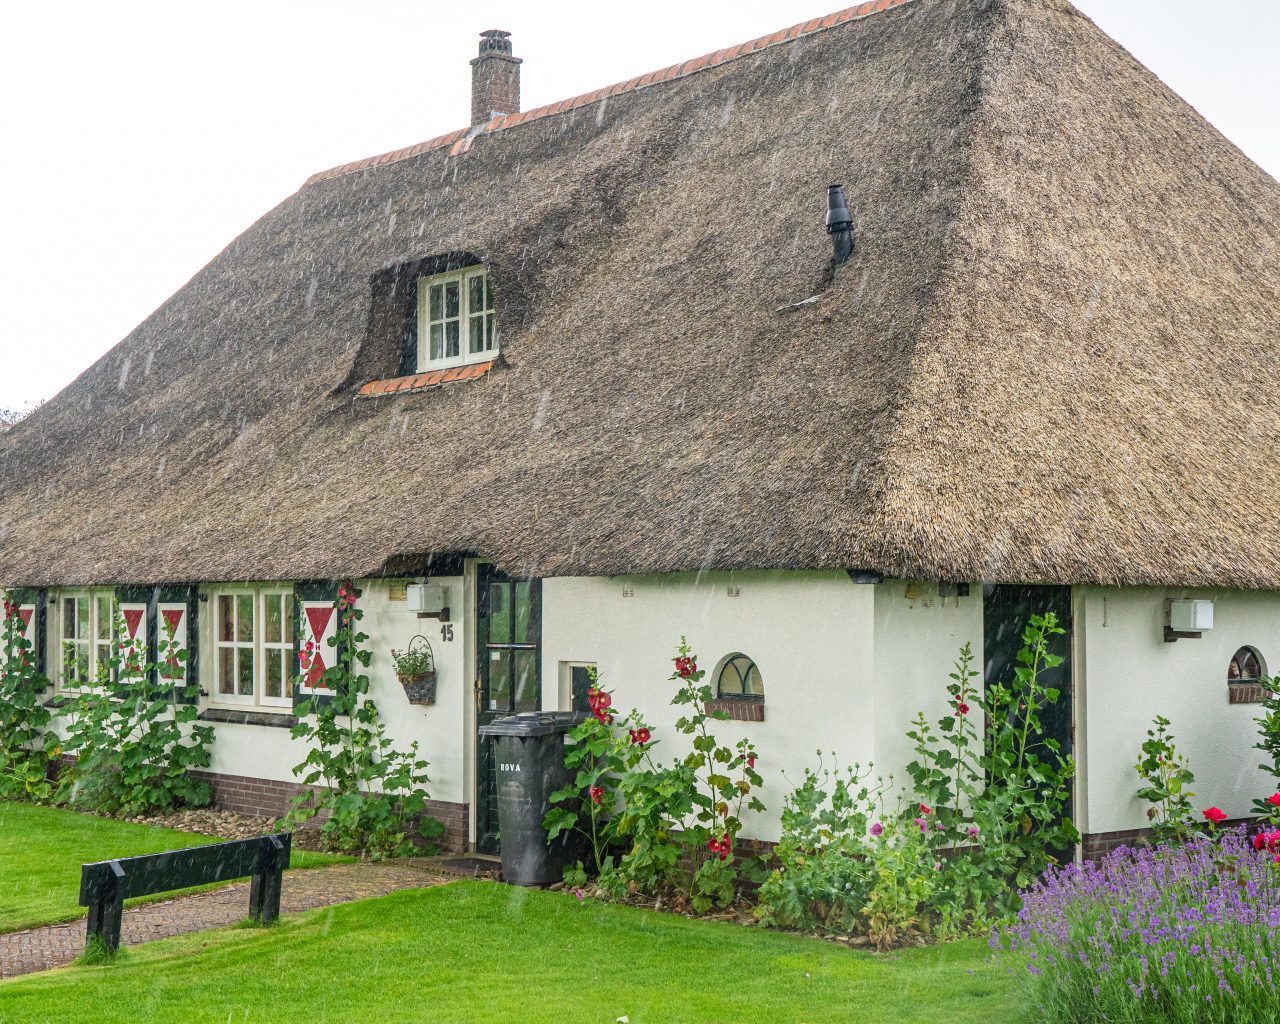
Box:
[1165,599,1213,643]
[406,583,450,622]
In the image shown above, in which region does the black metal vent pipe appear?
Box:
[825,184,853,265]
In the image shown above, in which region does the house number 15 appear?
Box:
[440,624,455,642]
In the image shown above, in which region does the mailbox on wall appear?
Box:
[406,583,449,620]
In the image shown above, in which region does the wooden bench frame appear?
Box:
[79,833,291,953]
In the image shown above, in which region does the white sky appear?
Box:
[0,1,1276,411]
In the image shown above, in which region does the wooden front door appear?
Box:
[474,566,542,854]
[983,584,1075,845]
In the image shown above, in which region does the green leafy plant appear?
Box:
[1134,715,1196,842]
[286,582,443,859]
[755,758,884,935]
[59,603,213,815]
[1254,675,1280,782]
[544,639,765,913]
[389,644,434,679]
[0,597,53,801]
[544,669,661,888]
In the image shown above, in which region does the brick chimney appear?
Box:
[471,30,521,127]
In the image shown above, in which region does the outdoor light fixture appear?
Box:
[1165,599,1213,642]
[407,583,450,621]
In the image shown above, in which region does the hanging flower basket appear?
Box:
[391,635,437,705]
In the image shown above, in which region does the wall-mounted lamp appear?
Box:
[1165,599,1213,642]
[407,583,450,622]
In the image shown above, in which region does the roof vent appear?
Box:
[471,30,522,127]
[825,184,853,265]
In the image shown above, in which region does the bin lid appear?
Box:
[478,711,589,738]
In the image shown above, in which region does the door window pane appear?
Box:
[488,584,510,644]
[488,649,512,711]
[514,650,538,711]
[514,582,538,644]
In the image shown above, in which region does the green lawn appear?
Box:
[0,881,1021,1023]
[0,801,341,933]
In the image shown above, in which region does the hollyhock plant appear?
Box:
[995,830,1280,1023]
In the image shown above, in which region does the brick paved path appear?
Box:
[0,860,452,979]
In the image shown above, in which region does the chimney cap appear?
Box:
[477,29,516,57]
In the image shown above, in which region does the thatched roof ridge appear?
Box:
[2,0,1278,589]
[305,0,915,186]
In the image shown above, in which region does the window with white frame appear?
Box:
[214,589,295,708]
[58,591,115,687]
[416,266,497,371]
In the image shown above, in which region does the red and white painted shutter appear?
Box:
[297,601,337,693]
[17,604,37,649]
[157,603,189,683]
[119,602,149,677]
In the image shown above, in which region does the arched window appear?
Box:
[1229,647,1265,684]
[717,653,764,701]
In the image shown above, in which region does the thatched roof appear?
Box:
[3,0,1278,589]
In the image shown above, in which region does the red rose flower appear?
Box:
[1203,807,1227,825]
[1267,793,1280,808]
[1255,832,1266,851]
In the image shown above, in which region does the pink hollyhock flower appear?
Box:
[870,822,883,837]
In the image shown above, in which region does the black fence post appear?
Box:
[85,861,126,953]
[248,834,288,924]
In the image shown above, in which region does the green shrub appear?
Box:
[0,597,53,802]
[58,603,213,815]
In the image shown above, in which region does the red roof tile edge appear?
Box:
[305,0,913,186]
[356,360,496,398]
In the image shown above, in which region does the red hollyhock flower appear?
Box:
[747,754,756,769]
[1267,793,1280,807]
[1203,807,1227,825]
[628,727,650,745]
[957,703,970,715]
[919,803,933,815]
[589,786,604,806]
[675,656,697,679]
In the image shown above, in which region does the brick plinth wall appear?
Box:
[193,770,469,853]
[1082,818,1255,861]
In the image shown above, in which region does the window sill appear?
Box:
[1228,683,1266,705]
[199,707,298,729]
[704,698,765,722]
[357,359,495,398]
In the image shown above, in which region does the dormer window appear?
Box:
[417,266,496,371]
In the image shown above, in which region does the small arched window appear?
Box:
[1229,647,1265,684]
[717,653,764,701]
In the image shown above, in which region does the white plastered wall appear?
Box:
[871,580,985,801]
[1076,586,1280,835]
[540,570,877,843]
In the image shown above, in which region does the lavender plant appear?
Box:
[994,829,1280,1023]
